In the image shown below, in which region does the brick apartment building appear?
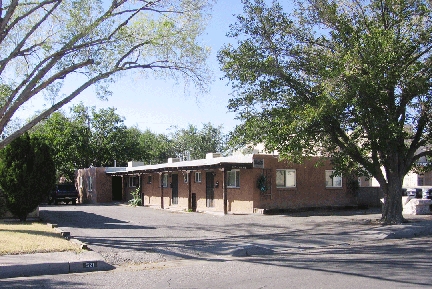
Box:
[76,153,360,214]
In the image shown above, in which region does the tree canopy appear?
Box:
[169,123,227,160]
[218,0,432,224]
[0,0,212,148]
[31,103,144,180]
[31,103,227,180]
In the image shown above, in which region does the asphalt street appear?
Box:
[1,236,432,288]
[38,204,400,264]
[1,204,432,288]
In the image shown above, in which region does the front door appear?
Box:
[172,174,178,205]
[206,172,214,207]
[112,176,122,201]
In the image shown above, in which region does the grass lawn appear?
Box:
[0,221,81,255]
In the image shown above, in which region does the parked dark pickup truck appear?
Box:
[48,184,78,205]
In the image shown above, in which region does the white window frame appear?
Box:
[88,176,93,191]
[162,174,168,188]
[184,173,189,183]
[325,170,342,188]
[195,172,202,183]
[276,169,296,188]
[78,176,83,188]
[129,176,139,187]
[227,170,240,188]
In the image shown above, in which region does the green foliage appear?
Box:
[31,104,229,180]
[219,0,432,224]
[0,190,7,218]
[31,109,91,181]
[140,130,174,164]
[0,133,56,221]
[0,0,212,149]
[169,123,227,160]
[31,103,145,177]
[90,106,139,167]
[128,187,142,207]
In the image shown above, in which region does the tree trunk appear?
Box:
[381,174,406,224]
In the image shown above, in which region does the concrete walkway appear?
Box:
[0,207,432,279]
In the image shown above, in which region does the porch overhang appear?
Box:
[105,154,254,176]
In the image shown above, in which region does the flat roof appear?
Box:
[105,154,255,175]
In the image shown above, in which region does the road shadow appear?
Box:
[240,237,432,287]
[39,210,156,230]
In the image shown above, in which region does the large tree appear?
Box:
[139,129,174,164]
[31,107,92,181]
[0,133,56,221]
[90,106,142,167]
[218,0,432,224]
[31,103,145,178]
[0,0,211,148]
[170,123,226,160]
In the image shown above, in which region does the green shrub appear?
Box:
[128,187,142,207]
[0,133,56,221]
[0,190,6,218]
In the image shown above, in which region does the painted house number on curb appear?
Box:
[83,262,98,268]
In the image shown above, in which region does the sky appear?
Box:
[64,0,247,135]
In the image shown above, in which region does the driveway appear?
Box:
[40,204,410,265]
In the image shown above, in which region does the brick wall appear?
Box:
[95,167,112,203]
[76,167,113,204]
[76,168,96,204]
[75,154,356,213]
[143,173,161,207]
[253,155,356,211]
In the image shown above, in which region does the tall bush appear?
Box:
[0,133,56,221]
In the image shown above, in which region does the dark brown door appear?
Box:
[192,193,197,212]
[172,174,178,205]
[206,172,214,207]
[112,176,122,201]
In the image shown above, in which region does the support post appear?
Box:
[188,171,192,211]
[222,168,227,215]
[159,172,164,209]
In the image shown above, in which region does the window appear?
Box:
[129,176,139,187]
[195,172,202,183]
[78,176,83,188]
[276,169,296,188]
[88,177,93,191]
[147,175,152,184]
[418,174,425,186]
[184,173,189,183]
[162,174,168,188]
[227,170,240,187]
[325,170,342,187]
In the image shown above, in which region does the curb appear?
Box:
[384,219,432,239]
[0,221,114,279]
[0,251,115,279]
